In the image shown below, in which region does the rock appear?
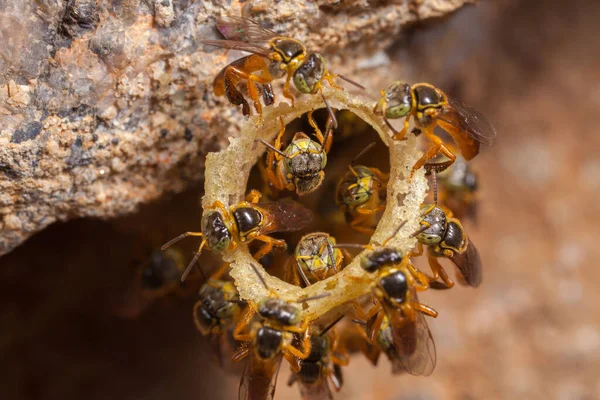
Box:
[0,0,472,256]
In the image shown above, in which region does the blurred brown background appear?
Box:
[1,0,600,399]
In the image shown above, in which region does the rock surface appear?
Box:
[0,0,472,256]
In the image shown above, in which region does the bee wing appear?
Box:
[299,379,333,400]
[257,198,314,234]
[438,97,497,146]
[385,293,437,377]
[239,353,283,400]
[449,239,483,287]
[200,39,272,57]
[216,16,279,43]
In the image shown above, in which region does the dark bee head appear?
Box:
[233,207,263,237]
[413,84,444,110]
[416,205,446,245]
[201,211,232,252]
[256,326,283,359]
[381,81,413,119]
[272,38,305,63]
[293,53,325,94]
[141,250,180,289]
[195,281,240,335]
[377,270,409,304]
[257,298,301,326]
[360,248,405,273]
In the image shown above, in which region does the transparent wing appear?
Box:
[439,97,497,146]
[385,292,437,377]
[239,353,282,400]
[200,39,271,57]
[299,379,333,400]
[449,239,483,287]
[216,16,279,43]
[257,198,314,234]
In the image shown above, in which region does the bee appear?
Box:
[413,203,482,288]
[193,278,246,370]
[288,232,346,286]
[373,81,496,177]
[232,264,325,400]
[139,248,203,298]
[336,224,438,376]
[201,16,363,125]
[436,154,479,222]
[258,111,333,196]
[336,142,389,235]
[193,279,242,336]
[161,190,313,282]
[288,316,348,400]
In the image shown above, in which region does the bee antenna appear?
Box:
[381,219,408,247]
[295,258,312,287]
[249,263,270,291]
[326,242,338,273]
[320,91,338,130]
[351,142,376,165]
[337,74,366,91]
[320,315,344,336]
[432,169,438,205]
[410,224,430,238]
[332,243,367,250]
[297,293,330,303]
[255,138,290,159]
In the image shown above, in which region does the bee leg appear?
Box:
[253,235,287,260]
[427,250,455,288]
[322,71,343,89]
[283,352,302,373]
[307,109,332,151]
[406,264,433,291]
[412,302,438,318]
[245,190,262,203]
[224,71,251,117]
[283,75,296,107]
[410,130,456,180]
[210,262,230,280]
[351,300,380,322]
[233,308,256,341]
[409,242,424,258]
[285,328,312,359]
[392,117,411,141]
[231,343,250,363]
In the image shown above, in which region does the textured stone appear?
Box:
[0,0,472,255]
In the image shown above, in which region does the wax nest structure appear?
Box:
[203,86,428,321]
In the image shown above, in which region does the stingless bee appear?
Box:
[336,142,389,235]
[413,203,482,289]
[335,224,438,376]
[232,264,327,400]
[373,81,496,177]
[288,232,346,286]
[258,111,333,196]
[201,16,363,125]
[288,316,348,400]
[194,279,242,336]
[161,190,313,282]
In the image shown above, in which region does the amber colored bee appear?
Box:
[287,232,346,287]
[232,264,324,400]
[374,81,496,177]
[413,203,482,288]
[288,316,348,399]
[201,16,363,124]
[161,190,313,281]
[259,111,333,196]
